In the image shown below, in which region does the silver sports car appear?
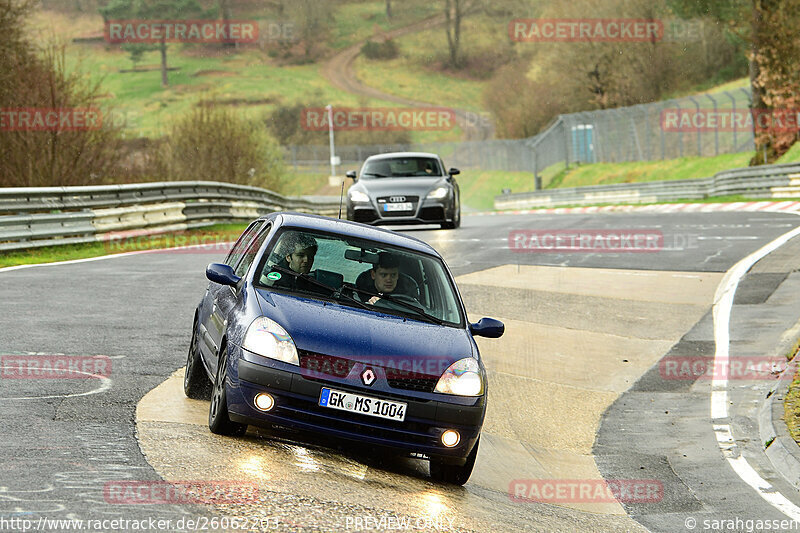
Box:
[345,152,461,230]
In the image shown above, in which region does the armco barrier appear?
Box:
[0,181,340,252]
[495,163,800,210]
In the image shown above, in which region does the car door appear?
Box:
[205,221,273,377]
[199,221,262,370]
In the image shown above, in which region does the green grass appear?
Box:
[330,2,439,49]
[784,340,800,446]
[0,224,248,268]
[70,46,371,138]
[552,152,754,189]
[353,13,505,112]
[778,143,800,164]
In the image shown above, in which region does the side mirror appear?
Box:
[346,170,357,180]
[448,168,460,176]
[470,317,504,338]
[206,263,241,287]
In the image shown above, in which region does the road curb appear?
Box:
[466,200,800,217]
[759,330,800,492]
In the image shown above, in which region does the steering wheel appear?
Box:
[399,273,420,299]
[373,293,424,311]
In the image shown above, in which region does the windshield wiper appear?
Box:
[350,287,444,325]
[362,172,388,177]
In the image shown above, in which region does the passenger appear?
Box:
[270,232,318,290]
[281,232,317,275]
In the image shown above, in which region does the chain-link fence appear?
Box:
[284,88,757,180]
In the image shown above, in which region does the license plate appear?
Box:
[383,202,413,212]
[319,388,407,422]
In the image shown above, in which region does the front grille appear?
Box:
[300,349,438,393]
[298,350,355,379]
[385,368,438,393]
[377,196,420,203]
[377,196,419,218]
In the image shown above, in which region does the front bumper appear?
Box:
[227,356,484,464]
[347,198,454,226]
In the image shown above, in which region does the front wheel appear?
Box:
[440,200,461,230]
[429,437,479,485]
[208,344,247,436]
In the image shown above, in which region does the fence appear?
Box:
[0,181,340,252]
[494,162,800,210]
[284,88,757,182]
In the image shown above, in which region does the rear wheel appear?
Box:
[208,344,247,436]
[429,437,479,485]
[184,318,212,400]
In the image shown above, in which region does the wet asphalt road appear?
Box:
[0,210,799,532]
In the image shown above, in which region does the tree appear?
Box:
[747,1,800,163]
[99,0,208,87]
[219,0,234,48]
[280,0,334,61]
[668,0,800,163]
[386,0,392,19]
[1,0,123,186]
[154,102,285,190]
[443,0,483,68]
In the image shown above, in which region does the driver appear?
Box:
[364,252,400,304]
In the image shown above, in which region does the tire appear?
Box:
[440,199,461,230]
[208,343,247,436]
[452,203,461,229]
[429,437,479,485]
[184,319,212,400]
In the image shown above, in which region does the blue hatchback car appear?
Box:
[184,212,504,484]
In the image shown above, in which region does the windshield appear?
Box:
[254,228,462,326]
[360,157,442,178]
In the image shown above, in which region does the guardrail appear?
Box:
[0,181,341,252]
[494,163,800,210]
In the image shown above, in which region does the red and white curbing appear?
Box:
[468,201,800,217]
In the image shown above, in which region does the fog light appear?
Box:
[254,393,274,412]
[441,429,460,448]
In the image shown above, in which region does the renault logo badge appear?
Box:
[361,368,376,386]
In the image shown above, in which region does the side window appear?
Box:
[235,224,272,277]
[224,221,261,268]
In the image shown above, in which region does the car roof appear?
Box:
[363,152,441,161]
[260,212,441,256]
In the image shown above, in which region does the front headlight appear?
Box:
[242,317,299,366]
[434,357,483,396]
[349,190,370,203]
[426,187,449,199]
